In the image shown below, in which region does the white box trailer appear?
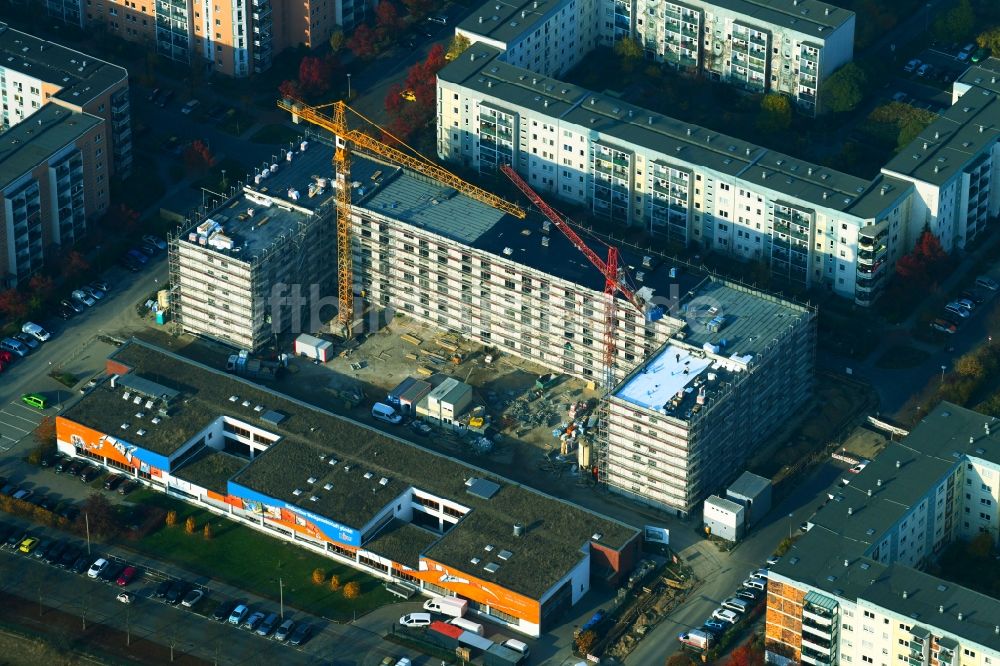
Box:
[423,596,467,618]
[294,334,333,362]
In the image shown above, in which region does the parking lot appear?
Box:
[891,42,990,110]
[0,399,48,452]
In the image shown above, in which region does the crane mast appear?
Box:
[278,98,526,336]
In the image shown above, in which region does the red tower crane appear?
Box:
[499,165,644,391]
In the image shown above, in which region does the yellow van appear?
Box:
[21,393,47,409]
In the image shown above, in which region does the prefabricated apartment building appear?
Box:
[56,340,641,638]
[169,134,815,517]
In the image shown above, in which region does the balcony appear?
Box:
[802,608,834,627]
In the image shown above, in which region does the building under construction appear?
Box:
[168,138,340,351]
[170,131,816,514]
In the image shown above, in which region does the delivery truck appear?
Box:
[294,334,333,362]
[423,596,468,618]
[678,628,713,650]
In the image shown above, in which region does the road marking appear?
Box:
[0,420,30,434]
[0,407,41,426]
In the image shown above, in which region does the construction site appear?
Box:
[165,98,818,519]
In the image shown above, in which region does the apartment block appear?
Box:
[456,0,600,78]
[765,402,1000,666]
[438,44,1000,306]
[437,43,914,305]
[0,105,109,287]
[33,0,369,77]
[169,139,337,350]
[0,23,132,177]
[619,0,855,114]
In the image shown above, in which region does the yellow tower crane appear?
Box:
[277,98,526,336]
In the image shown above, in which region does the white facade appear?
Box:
[703,495,744,541]
[457,0,599,78]
[616,0,855,113]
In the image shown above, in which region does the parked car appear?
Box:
[917,63,932,77]
[116,592,134,604]
[976,275,999,291]
[71,289,96,307]
[127,249,150,265]
[158,89,174,108]
[87,558,109,578]
[274,619,295,642]
[181,588,205,608]
[712,608,741,625]
[287,623,312,646]
[971,47,990,63]
[58,545,80,568]
[399,613,432,627]
[148,87,161,102]
[41,452,65,468]
[957,43,975,61]
[154,580,173,599]
[119,256,141,272]
[4,530,26,549]
[166,580,191,605]
[736,589,760,602]
[83,284,105,300]
[143,235,167,250]
[849,460,870,474]
[118,479,139,495]
[138,242,158,257]
[181,99,200,115]
[956,298,977,311]
[903,58,921,72]
[12,488,34,501]
[702,619,728,633]
[18,537,39,554]
[65,460,85,476]
[104,474,125,491]
[945,301,971,318]
[91,280,110,292]
[12,333,38,350]
[44,540,67,564]
[117,566,138,586]
[80,465,104,483]
[21,322,51,342]
[242,611,266,632]
[255,612,279,637]
[1,338,29,357]
[228,604,249,625]
[101,562,125,582]
[61,298,84,314]
[71,556,90,574]
[212,600,236,622]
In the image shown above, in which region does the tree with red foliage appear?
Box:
[279,79,301,100]
[375,1,403,42]
[895,227,950,287]
[726,642,765,666]
[384,83,405,116]
[64,251,90,279]
[298,56,334,97]
[347,24,377,60]
[383,46,450,141]
[183,139,215,171]
[27,274,54,301]
[0,289,28,321]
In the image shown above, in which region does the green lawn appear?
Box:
[250,123,302,145]
[126,490,396,621]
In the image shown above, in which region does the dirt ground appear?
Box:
[0,592,207,666]
[746,371,879,483]
[837,428,888,461]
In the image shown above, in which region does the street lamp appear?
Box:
[940,364,947,382]
[347,73,352,100]
[221,169,227,190]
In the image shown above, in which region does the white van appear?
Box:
[399,613,432,627]
[448,617,484,636]
[743,577,767,591]
[502,638,530,657]
[722,597,751,614]
[372,402,403,424]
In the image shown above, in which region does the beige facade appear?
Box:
[0,105,109,287]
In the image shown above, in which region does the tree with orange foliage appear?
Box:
[184,140,215,171]
[343,581,361,599]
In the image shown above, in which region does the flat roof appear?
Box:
[615,344,714,411]
[882,89,1000,186]
[458,0,567,47]
[0,105,102,190]
[708,0,853,38]
[84,341,638,599]
[0,22,127,107]
[727,471,770,498]
[440,44,899,220]
[773,403,1000,651]
[705,495,744,513]
[954,57,1000,95]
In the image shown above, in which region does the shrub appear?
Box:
[165,510,178,527]
[184,516,197,534]
[312,568,327,585]
[203,523,213,540]
[575,630,597,656]
[329,574,341,591]
[343,581,361,599]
